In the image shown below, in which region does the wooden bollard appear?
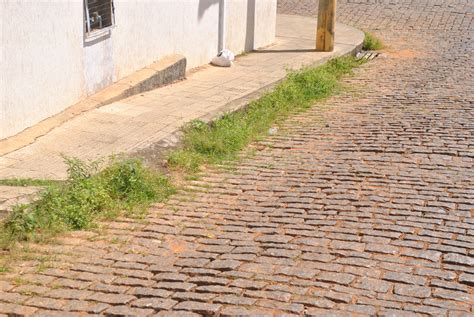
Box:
[316,0,336,52]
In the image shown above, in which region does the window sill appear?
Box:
[85,25,115,42]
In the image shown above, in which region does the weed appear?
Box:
[109,237,122,244]
[168,56,363,172]
[12,277,28,286]
[363,32,384,50]
[184,174,201,181]
[262,163,275,169]
[0,157,175,248]
[86,234,103,242]
[36,255,55,272]
[168,150,204,173]
[18,290,40,296]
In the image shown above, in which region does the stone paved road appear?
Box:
[1,0,473,316]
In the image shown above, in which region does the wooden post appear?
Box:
[316,0,336,52]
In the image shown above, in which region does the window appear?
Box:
[84,0,115,35]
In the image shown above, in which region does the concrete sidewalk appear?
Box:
[0,14,363,180]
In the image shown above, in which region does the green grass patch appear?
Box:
[363,32,384,51]
[0,157,175,248]
[168,56,363,172]
[0,179,60,187]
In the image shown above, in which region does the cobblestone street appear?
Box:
[1,0,473,316]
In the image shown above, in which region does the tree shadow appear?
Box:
[198,0,221,52]
[198,0,219,20]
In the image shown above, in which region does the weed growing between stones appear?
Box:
[363,32,384,50]
[0,157,175,248]
[168,56,364,173]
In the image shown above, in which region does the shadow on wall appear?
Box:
[198,0,220,53]
[198,0,256,53]
[245,0,256,52]
[198,0,219,20]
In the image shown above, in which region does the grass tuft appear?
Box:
[168,56,363,172]
[0,157,174,248]
[0,179,60,187]
[363,32,384,50]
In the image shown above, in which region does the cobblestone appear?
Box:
[394,284,431,298]
[443,253,474,266]
[354,277,392,293]
[383,272,427,286]
[173,301,221,315]
[103,305,155,316]
[0,0,473,315]
[316,272,356,285]
[459,273,474,286]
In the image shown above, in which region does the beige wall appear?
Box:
[0,0,277,140]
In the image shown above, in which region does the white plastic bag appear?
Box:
[211,49,235,67]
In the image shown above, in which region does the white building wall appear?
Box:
[0,0,277,140]
[254,0,277,49]
[1,1,85,140]
[224,0,277,55]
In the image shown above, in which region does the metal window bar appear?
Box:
[84,0,114,34]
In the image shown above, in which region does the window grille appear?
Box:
[84,0,115,34]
